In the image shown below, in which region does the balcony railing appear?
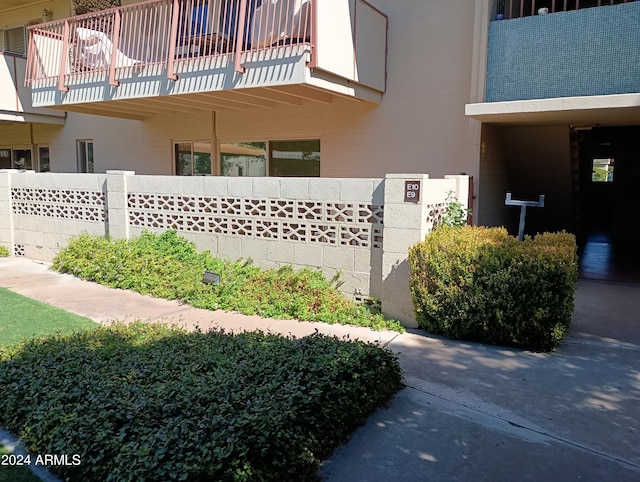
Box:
[499,0,633,19]
[25,0,314,91]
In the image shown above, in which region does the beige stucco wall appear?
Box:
[0,1,71,26]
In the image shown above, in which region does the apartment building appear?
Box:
[2,0,639,241]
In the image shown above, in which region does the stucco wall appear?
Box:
[477,123,510,228]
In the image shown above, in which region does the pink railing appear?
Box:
[25,0,314,89]
[501,0,632,19]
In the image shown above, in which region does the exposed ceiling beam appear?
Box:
[266,85,333,104]
[239,88,304,106]
[188,93,249,110]
[63,105,145,121]
[115,99,200,115]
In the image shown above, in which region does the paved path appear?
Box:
[1,258,639,481]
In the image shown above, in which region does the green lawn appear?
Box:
[0,445,41,482]
[0,288,98,347]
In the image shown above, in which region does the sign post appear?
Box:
[505,193,545,241]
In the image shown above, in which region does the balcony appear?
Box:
[0,52,65,124]
[25,0,387,119]
[466,1,640,125]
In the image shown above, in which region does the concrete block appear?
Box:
[266,240,294,263]
[217,235,243,260]
[293,243,323,267]
[280,178,309,199]
[241,237,268,261]
[193,234,218,256]
[106,191,127,210]
[203,177,229,197]
[140,175,184,195]
[0,228,12,243]
[322,246,355,270]
[106,173,129,194]
[383,203,427,229]
[227,177,253,197]
[422,179,457,204]
[12,215,37,232]
[181,176,206,197]
[252,177,281,198]
[339,179,378,202]
[309,178,341,201]
[371,180,385,205]
[383,174,430,205]
[339,271,371,297]
[382,227,424,255]
[354,249,375,274]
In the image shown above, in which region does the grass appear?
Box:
[0,322,403,481]
[0,288,98,347]
[0,445,41,482]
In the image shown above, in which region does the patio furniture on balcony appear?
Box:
[74,27,140,69]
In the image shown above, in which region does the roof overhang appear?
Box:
[465,93,640,127]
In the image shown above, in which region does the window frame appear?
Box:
[173,140,213,176]
[218,138,321,177]
[76,139,94,173]
[1,25,27,56]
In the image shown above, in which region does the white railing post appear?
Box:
[234,0,248,73]
[57,20,70,92]
[167,0,180,80]
[108,9,122,87]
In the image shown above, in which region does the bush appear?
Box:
[0,245,9,257]
[52,231,403,332]
[408,226,578,351]
[0,323,403,482]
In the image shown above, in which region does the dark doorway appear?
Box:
[578,126,640,283]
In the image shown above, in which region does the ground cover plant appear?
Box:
[409,226,578,351]
[0,323,403,481]
[0,288,97,347]
[0,246,9,257]
[52,230,402,331]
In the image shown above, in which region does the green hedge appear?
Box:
[52,230,402,332]
[408,226,578,351]
[0,323,402,482]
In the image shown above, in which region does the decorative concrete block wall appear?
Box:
[486,2,640,102]
[0,170,469,326]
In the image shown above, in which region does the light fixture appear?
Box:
[202,271,221,285]
[41,9,52,23]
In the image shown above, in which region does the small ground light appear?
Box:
[202,271,221,285]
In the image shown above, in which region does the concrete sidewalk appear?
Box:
[1,257,640,481]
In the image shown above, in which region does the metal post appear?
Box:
[505,193,545,241]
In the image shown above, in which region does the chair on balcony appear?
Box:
[74,27,139,70]
[249,0,310,49]
[177,4,232,58]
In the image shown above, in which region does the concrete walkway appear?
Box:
[1,257,639,481]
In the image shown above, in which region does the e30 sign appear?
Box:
[404,180,421,202]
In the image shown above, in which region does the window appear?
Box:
[38,146,50,172]
[592,158,614,183]
[12,149,32,170]
[0,149,10,169]
[76,140,94,173]
[175,141,212,175]
[220,142,266,177]
[1,26,26,55]
[220,139,320,177]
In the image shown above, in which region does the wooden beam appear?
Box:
[63,105,145,121]
[266,85,333,104]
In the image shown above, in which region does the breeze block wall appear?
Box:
[486,2,640,102]
[0,170,469,326]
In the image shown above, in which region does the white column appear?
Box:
[106,170,135,240]
[0,170,17,255]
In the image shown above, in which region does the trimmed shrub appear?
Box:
[0,323,403,482]
[0,245,9,257]
[408,226,578,351]
[52,231,403,332]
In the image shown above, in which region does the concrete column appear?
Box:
[106,170,135,240]
[380,173,433,327]
[0,170,16,255]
